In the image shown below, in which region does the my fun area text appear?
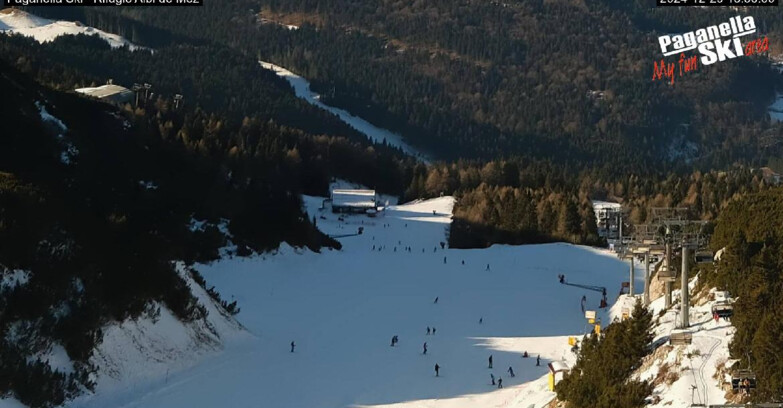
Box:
[652,15,769,85]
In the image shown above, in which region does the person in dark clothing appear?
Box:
[523,351,528,358]
[498,377,503,388]
[432,327,436,335]
[490,373,495,385]
[488,355,493,369]
[558,274,565,284]
[434,297,439,304]
[290,341,295,353]
[479,317,483,324]
[508,367,515,377]
[462,260,465,265]
[536,355,540,366]
[423,342,428,355]
[486,264,490,271]
[443,256,447,264]
[427,327,431,335]
[435,363,440,376]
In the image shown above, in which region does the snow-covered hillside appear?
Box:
[0,9,142,50]
[259,61,429,163]
[612,274,737,408]
[63,266,247,408]
[65,192,643,408]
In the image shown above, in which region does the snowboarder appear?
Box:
[435,363,440,377]
[290,341,295,353]
[536,355,540,366]
[434,297,439,304]
[498,377,503,388]
[427,327,431,335]
[490,373,495,385]
[423,342,428,355]
[488,355,493,369]
[508,366,515,377]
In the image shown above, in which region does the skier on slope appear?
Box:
[434,297,439,304]
[508,367,515,377]
[423,342,428,355]
[290,341,295,353]
[427,326,431,335]
[497,377,503,388]
[432,327,436,335]
[490,373,495,385]
[435,363,440,377]
[536,355,540,366]
[486,264,490,271]
[488,355,493,369]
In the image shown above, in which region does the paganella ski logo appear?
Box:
[653,15,769,85]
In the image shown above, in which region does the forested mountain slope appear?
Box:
[25,0,783,171]
[704,188,783,401]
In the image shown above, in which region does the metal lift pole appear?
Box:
[664,241,673,308]
[679,243,690,328]
[629,256,635,297]
[643,251,650,306]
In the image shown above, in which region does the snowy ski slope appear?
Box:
[68,194,643,408]
[0,9,142,50]
[259,61,429,163]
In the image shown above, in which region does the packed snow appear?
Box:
[259,61,429,163]
[769,93,783,123]
[35,101,78,164]
[0,9,142,50]
[67,191,645,408]
[66,265,247,408]
[0,269,30,290]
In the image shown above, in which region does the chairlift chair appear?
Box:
[695,250,714,264]
[669,330,692,346]
[657,265,676,282]
[712,301,734,319]
[731,368,757,391]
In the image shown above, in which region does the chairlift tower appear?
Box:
[626,208,710,317]
[174,94,183,109]
[143,83,153,101]
[132,83,143,107]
